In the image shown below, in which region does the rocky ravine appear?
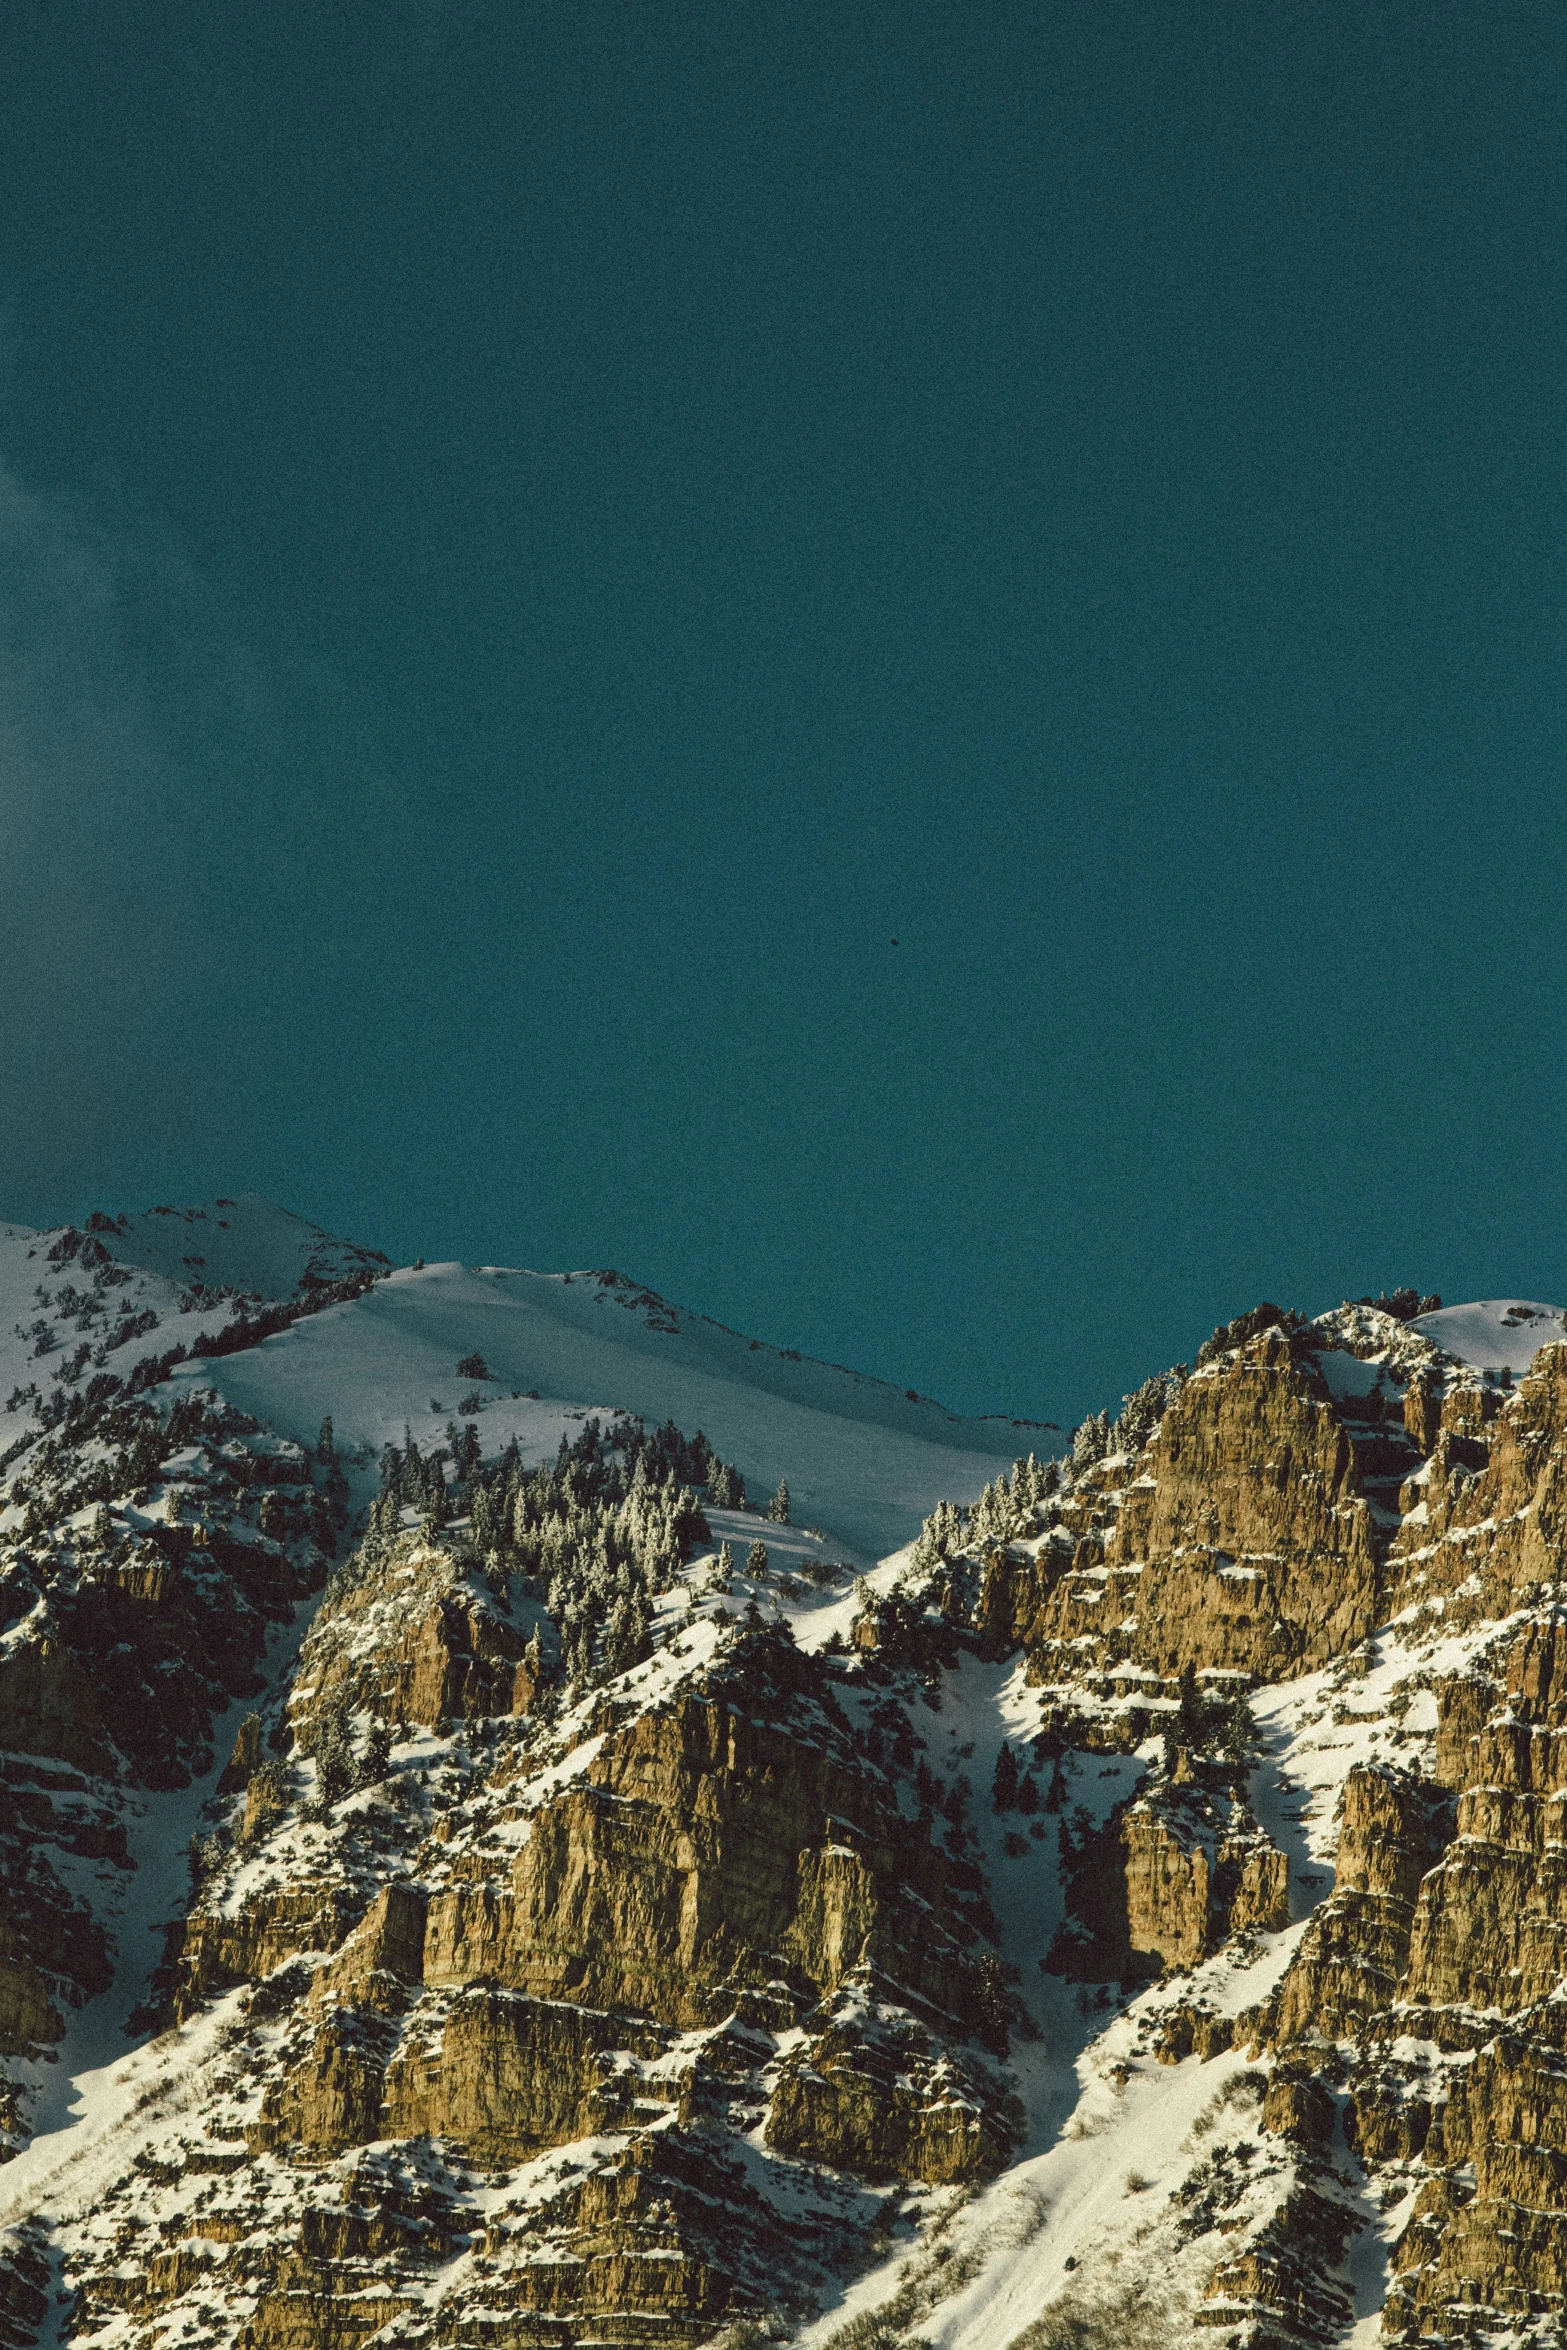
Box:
[3,1248,1567,2350]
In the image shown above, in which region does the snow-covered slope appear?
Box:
[1410,1295,1567,1375]
[0,1197,384,1431]
[86,1194,388,1298]
[0,1203,1041,1563]
[158,1262,1030,1561]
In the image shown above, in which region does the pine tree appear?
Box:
[1219,1695,1255,1771]
[399,1431,427,1505]
[1176,1660,1206,1747]
[1072,1410,1111,1470]
[358,1721,392,1787]
[188,1832,226,1894]
[747,1539,769,1579]
[317,1415,334,1461]
[767,1478,790,1525]
[992,1742,1020,1812]
[974,1950,1009,2054]
[313,1702,357,1808]
[1163,1660,1209,1770]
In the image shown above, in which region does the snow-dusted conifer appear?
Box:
[313,1702,356,1807]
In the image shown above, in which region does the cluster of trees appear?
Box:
[708,1459,748,1508]
[909,1455,1060,1571]
[1194,1301,1313,1369]
[361,1414,722,1692]
[904,1371,1197,1580]
[306,1696,393,1811]
[189,1696,399,1869]
[1353,1289,1441,1322]
[991,1742,1057,1814]
[1070,1364,1189,1471]
[12,1383,253,1535]
[44,1226,116,1270]
[365,1428,454,1533]
[1161,1661,1255,1776]
[186,1266,387,1363]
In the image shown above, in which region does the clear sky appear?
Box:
[2,2,1565,1430]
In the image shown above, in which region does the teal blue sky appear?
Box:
[2,2,1565,1428]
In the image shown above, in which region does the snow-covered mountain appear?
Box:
[3,1214,1567,2350]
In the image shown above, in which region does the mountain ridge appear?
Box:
[4,1203,1567,2350]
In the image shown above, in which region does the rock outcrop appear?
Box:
[1051,1774,1290,1978]
[766,1987,1019,2181]
[1272,1764,1449,2043]
[986,1325,1430,1700]
[383,1987,675,2158]
[422,1662,990,2032]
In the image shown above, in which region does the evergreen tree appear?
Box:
[604,1585,652,1676]
[1219,1695,1255,1772]
[188,1832,226,1894]
[317,1415,334,1461]
[1071,1410,1111,1470]
[767,1478,791,1525]
[747,1539,769,1579]
[992,1741,1020,1812]
[399,1431,428,1506]
[708,1460,735,1508]
[524,1625,545,1688]
[1175,1660,1206,1747]
[1163,1660,1210,1770]
[358,1721,392,1787]
[313,1702,357,1807]
[974,1951,1010,2054]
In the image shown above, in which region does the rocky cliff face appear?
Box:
[420,1671,988,2030]
[1052,1771,1290,1978]
[981,1324,1431,1700]
[1235,1610,1567,2343]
